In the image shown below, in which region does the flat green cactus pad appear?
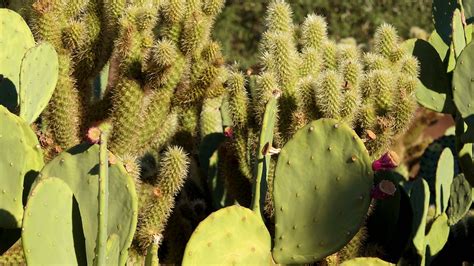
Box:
[0,106,43,228]
[22,177,87,265]
[182,206,272,265]
[38,144,138,265]
[435,148,454,215]
[341,257,393,266]
[447,173,472,225]
[19,42,59,124]
[273,118,373,264]
[453,42,474,119]
[0,8,35,111]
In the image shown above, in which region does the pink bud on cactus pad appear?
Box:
[371,180,397,200]
[224,127,233,138]
[86,126,101,144]
[372,151,400,171]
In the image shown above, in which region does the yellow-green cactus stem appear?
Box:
[202,0,225,18]
[363,52,390,71]
[374,23,399,60]
[315,70,343,120]
[254,72,281,125]
[337,44,360,64]
[299,47,322,77]
[322,40,338,71]
[390,91,417,136]
[227,71,248,129]
[301,13,328,50]
[163,0,186,24]
[367,70,394,114]
[180,11,211,57]
[265,0,294,34]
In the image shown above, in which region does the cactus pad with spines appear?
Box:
[273,118,373,263]
[0,106,43,228]
[447,173,472,225]
[182,206,272,265]
[453,42,474,119]
[22,177,87,265]
[0,8,35,111]
[19,43,59,124]
[38,144,138,265]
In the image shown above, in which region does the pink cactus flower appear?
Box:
[86,126,101,144]
[371,180,397,200]
[372,151,400,171]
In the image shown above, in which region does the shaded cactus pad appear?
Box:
[0,105,43,228]
[22,178,87,265]
[38,144,138,265]
[273,118,373,264]
[182,206,272,265]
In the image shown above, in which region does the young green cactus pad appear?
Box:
[272,119,373,263]
[0,8,35,111]
[38,144,138,265]
[340,257,393,266]
[19,42,59,124]
[424,213,450,259]
[453,42,474,119]
[435,148,454,215]
[407,178,430,257]
[0,105,44,228]
[22,177,87,265]
[181,206,272,265]
[447,173,473,225]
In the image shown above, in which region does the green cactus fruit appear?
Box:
[447,173,472,225]
[374,24,399,60]
[0,9,35,112]
[38,144,138,265]
[341,257,393,266]
[182,206,272,265]
[273,119,373,263]
[435,148,454,215]
[301,13,327,50]
[0,106,44,228]
[265,0,293,34]
[18,43,59,124]
[403,38,453,114]
[136,146,189,252]
[315,70,343,119]
[22,177,87,265]
[453,42,474,119]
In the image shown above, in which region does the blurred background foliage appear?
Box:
[213,0,433,69]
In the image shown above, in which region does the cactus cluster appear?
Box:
[1,0,473,265]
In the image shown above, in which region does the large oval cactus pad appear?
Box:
[19,42,59,124]
[273,119,373,264]
[22,178,87,265]
[453,42,474,119]
[182,206,272,265]
[38,144,138,265]
[0,9,35,111]
[0,106,43,228]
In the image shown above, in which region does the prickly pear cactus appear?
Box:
[447,173,472,225]
[19,42,58,124]
[0,8,35,111]
[181,206,272,265]
[435,148,454,215]
[22,177,87,265]
[272,118,373,263]
[0,106,43,228]
[37,144,138,265]
[453,42,474,119]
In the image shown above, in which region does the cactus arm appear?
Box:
[95,123,112,266]
[251,97,278,217]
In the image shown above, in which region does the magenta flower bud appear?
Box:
[371,180,397,200]
[224,127,233,138]
[372,151,400,171]
[86,126,101,144]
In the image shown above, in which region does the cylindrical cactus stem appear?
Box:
[270,32,299,98]
[367,70,395,115]
[297,77,318,120]
[398,54,420,78]
[374,23,399,60]
[46,52,82,148]
[301,13,328,50]
[315,70,343,120]
[358,101,377,132]
[227,71,248,130]
[390,90,417,136]
[254,72,281,125]
[200,95,224,138]
[299,47,322,78]
[337,44,360,64]
[202,0,225,18]
[143,111,179,154]
[180,11,211,57]
[163,0,186,24]
[340,88,361,127]
[135,146,190,253]
[363,52,390,71]
[321,40,338,71]
[29,1,67,47]
[265,0,294,34]
[109,77,144,156]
